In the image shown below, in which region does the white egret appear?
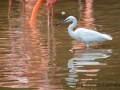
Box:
[56,16,112,48]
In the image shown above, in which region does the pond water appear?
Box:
[0,0,120,90]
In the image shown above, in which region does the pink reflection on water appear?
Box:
[72,0,94,50]
[2,0,58,89]
[78,0,94,29]
[8,0,26,17]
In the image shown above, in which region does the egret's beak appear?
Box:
[55,19,69,26]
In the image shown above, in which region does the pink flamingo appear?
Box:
[29,0,56,24]
[8,0,56,24]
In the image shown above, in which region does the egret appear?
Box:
[56,16,112,48]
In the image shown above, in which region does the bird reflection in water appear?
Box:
[66,1,112,88]
[66,48,112,88]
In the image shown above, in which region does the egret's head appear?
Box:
[66,16,76,22]
[56,16,76,26]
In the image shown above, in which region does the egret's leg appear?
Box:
[86,44,89,48]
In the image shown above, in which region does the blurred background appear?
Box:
[0,0,120,90]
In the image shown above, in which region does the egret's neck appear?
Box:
[68,19,77,37]
[68,19,77,31]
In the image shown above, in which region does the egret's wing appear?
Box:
[75,28,105,43]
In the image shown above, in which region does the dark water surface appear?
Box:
[0,0,120,90]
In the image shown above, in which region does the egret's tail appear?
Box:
[103,34,112,40]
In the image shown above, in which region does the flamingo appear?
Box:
[8,0,56,24]
[29,0,56,24]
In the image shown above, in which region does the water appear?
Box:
[0,0,120,90]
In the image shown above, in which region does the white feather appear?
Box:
[56,16,112,48]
